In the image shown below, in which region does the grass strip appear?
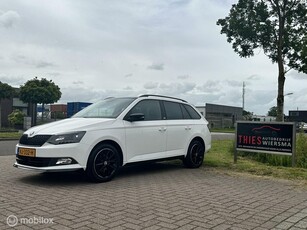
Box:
[205,140,307,183]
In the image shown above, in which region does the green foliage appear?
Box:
[235,133,307,168]
[243,110,253,120]
[217,0,307,121]
[267,106,277,117]
[296,132,307,168]
[206,140,307,181]
[8,110,25,126]
[20,77,61,104]
[210,128,235,133]
[239,151,292,167]
[0,132,22,139]
[0,81,15,100]
[51,111,66,119]
[217,0,307,70]
[205,140,234,168]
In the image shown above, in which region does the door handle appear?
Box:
[159,127,167,132]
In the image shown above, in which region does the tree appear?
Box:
[268,106,278,117]
[8,109,25,128]
[243,110,253,120]
[217,0,307,121]
[0,81,15,128]
[20,77,61,125]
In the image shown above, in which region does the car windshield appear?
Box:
[73,97,136,118]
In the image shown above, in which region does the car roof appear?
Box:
[103,95,188,104]
[138,94,187,103]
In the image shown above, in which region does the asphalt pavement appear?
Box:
[0,140,17,156]
[211,132,235,141]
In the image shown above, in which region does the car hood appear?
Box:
[24,118,116,136]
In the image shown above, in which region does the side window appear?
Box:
[183,104,201,119]
[128,100,162,121]
[180,104,191,119]
[164,101,183,120]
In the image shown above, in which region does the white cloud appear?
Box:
[123,86,133,90]
[72,81,84,85]
[0,0,306,115]
[144,82,159,89]
[177,75,190,80]
[226,80,242,87]
[147,63,164,71]
[142,82,196,96]
[288,71,307,80]
[0,10,20,28]
[0,75,25,87]
[124,73,133,78]
[36,61,55,68]
[197,80,220,93]
[247,75,261,81]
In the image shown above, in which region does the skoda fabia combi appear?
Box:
[14,95,211,182]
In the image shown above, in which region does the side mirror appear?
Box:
[127,113,145,122]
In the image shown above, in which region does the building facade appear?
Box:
[0,97,29,127]
[288,110,307,123]
[196,103,243,129]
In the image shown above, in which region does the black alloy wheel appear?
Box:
[86,144,120,182]
[183,140,205,168]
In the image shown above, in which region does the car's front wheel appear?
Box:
[183,139,205,168]
[86,144,121,182]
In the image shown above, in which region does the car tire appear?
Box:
[183,139,205,168]
[86,144,121,182]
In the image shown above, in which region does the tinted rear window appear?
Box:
[183,104,201,119]
[180,104,192,119]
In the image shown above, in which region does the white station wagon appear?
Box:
[14,95,211,182]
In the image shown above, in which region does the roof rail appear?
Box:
[139,94,187,103]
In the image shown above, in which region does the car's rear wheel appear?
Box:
[183,139,205,168]
[86,144,121,182]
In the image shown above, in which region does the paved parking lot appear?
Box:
[1,155,307,230]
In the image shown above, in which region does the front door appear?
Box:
[124,99,167,163]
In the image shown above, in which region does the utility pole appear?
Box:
[242,81,245,112]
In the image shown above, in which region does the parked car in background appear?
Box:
[302,123,307,133]
[14,95,211,182]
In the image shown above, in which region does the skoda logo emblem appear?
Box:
[29,131,35,137]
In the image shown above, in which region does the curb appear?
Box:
[0,138,19,141]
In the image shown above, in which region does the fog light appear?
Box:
[56,158,73,165]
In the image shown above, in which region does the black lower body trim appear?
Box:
[16,155,77,167]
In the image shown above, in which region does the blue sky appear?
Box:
[0,0,306,115]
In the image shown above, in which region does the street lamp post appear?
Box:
[282,92,293,122]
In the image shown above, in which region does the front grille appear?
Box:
[16,156,77,167]
[19,134,52,147]
[16,156,57,167]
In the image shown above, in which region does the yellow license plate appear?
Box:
[18,148,36,157]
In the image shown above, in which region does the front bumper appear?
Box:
[13,161,84,172]
[14,142,90,172]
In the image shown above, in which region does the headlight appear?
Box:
[47,131,86,145]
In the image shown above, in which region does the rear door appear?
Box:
[163,101,194,157]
